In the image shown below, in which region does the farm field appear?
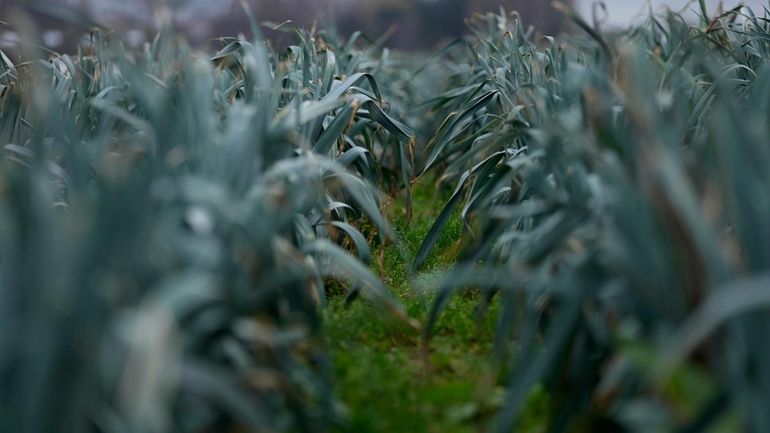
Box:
[1,2,769,433]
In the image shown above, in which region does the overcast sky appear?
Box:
[577,0,768,27]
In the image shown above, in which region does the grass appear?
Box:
[325,177,549,433]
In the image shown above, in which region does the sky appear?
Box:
[577,0,768,27]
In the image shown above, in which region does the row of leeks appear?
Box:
[0,21,415,433]
[417,6,770,433]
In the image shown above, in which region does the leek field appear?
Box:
[2,2,770,432]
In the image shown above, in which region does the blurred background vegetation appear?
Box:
[0,0,570,50]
